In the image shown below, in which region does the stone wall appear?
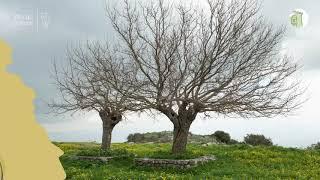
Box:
[134,156,215,169]
[73,156,114,163]
[73,155,216,168]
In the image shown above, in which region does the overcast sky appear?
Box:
[1,0,319,147]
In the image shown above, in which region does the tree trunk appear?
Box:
[172,124,191,154]
[101,121,114,150]
[99,110,122,150]
[170,105,198,154]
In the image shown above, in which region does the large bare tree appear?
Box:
[50,42,143,150]
[107,0,304,154]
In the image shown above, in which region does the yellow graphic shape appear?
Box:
[0,40,66,180]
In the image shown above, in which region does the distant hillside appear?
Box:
[127,131,219,144]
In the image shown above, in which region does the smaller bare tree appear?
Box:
[50,42,143,150]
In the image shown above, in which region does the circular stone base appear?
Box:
[134,156,216,169]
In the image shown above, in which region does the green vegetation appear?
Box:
[309,142,320,150]
[244,134,273,146]
[127,131,218,144]
[56,142,320,179]
[211,131,231,144]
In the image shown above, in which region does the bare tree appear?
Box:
[107,0,304,154]
[50,42,143,150]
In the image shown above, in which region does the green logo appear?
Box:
[291,11,303,28]
[290,9,308,28]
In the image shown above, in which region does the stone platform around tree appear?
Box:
[72,156,114,163]
[72,155,216,168]
[134,155,216,169]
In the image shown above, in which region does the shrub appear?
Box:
[229,139,239,145]
[309,142,320,150]
[127,134,134,142]
[127,133,145,143]
[244,134,273,146]
[212,131,231,144]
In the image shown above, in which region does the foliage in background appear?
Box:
[211,131,231,144]
[229,139,240,145]
[244,134,273,146]
[309,142,320,150]
[127,131,218,144]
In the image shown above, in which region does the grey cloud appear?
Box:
[0,0,114,122]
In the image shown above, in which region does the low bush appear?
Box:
[244,134,273,146]
[229,139,240,145]
[212,131,231,144]
[309,142,320,150]
[128,133,146,143]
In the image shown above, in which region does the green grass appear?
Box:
[55,142,320,179]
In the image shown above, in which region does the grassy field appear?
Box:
[56,142,320,179]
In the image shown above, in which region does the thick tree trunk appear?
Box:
[172,124,191,154]
[101,121,114,150]
[99,110,122,150]
[170,105,198,154]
